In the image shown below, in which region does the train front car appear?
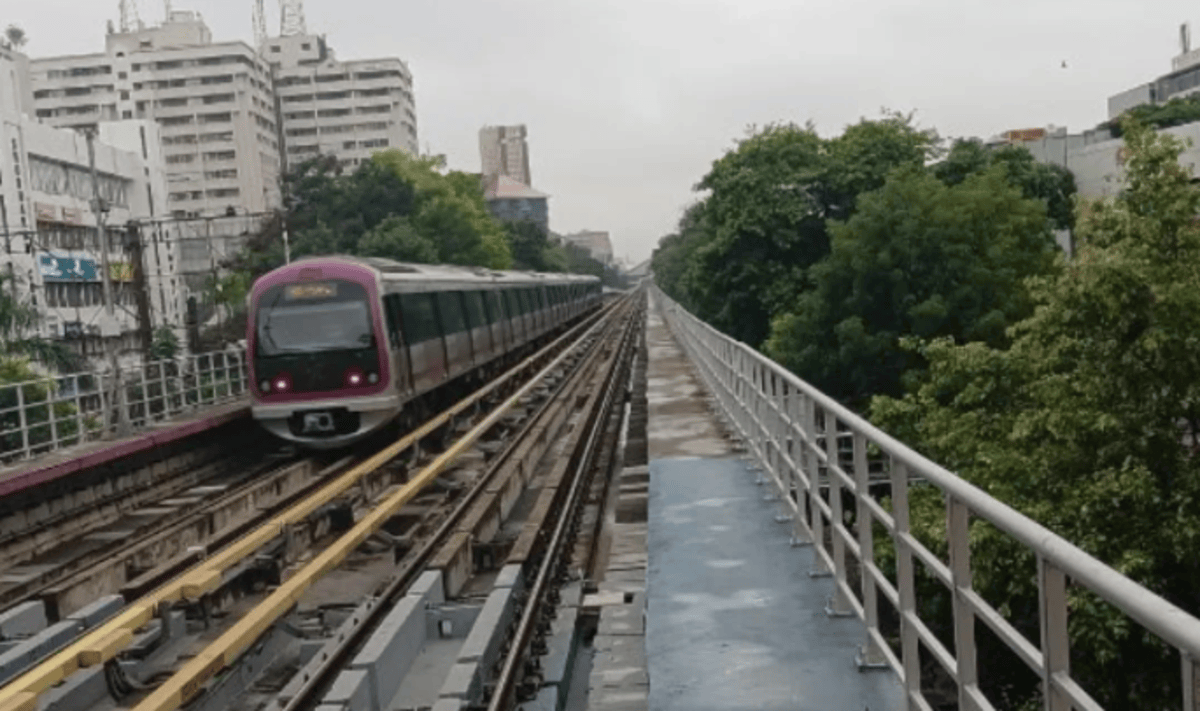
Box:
[248,258,397,449]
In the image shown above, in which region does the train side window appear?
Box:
[505,290,521,318]
[399,292,440,343]
[519,289,533,314]
[436,291,467,333]
[463,291,486,329]
[485,290,504,323]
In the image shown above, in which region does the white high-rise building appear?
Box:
[268,34,418,171]
[479,125,531,186]
[30,11,282,219]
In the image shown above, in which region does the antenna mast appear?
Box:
[279,0,307,36]
[253,0,267,47]
[118,0,143,32]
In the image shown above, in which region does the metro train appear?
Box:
[247,255,603,449]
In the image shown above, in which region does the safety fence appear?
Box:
[653,286,1200,711]
[0,347,248,464]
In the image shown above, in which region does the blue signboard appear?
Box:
[39,255,99,282]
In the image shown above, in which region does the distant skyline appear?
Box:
[11,0,1199,263]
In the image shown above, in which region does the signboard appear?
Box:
[59,207,83,225]
[1003,128,1046,143]
[39,255,99,282]
[34,203,56,222]
[285,282,336,300]
[109,262,134,282]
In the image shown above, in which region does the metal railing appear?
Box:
[0,347,249,465]
[653,286,1200,711]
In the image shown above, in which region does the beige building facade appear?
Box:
[479,124,531,186]
[268,33,418,171]
[29,11,282,220]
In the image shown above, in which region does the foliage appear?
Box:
[229,150,513,283]
[935,139,1078,231]
[1104,93,1200,137]
[763,166,1059,408]
[506,221,560,272]
[0,358,81,459]
[150,327,180,361]
[870,119,1200,708]
[651,111,940,346]
[1,24,26,50]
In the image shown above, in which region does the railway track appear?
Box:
[0,291,639,711]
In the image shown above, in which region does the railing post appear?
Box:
[892,459,922,703]
[16,384,29,460]
[46,382,59,453]
[73,375,85,445]
[948,495,980,709]
[804,397,828,570]
[824,408,852,615]
[1039,556,1071,711]
[1183,652,1200,711]
[855,431,887,668]
[787,389,812,546]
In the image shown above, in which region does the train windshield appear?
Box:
[256,280,375,356]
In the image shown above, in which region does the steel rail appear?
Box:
[272,291,639,711]
[0,304,612,711]
[126,300,625,711]
[487,292,641,711]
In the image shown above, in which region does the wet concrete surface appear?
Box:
[640,291,905,711]
[646,458,906,711]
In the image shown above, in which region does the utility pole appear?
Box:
[126,222,154,360]
[85,130,116,317]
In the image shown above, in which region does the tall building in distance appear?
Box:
[563,230,614,265]
[479,125,532,186]
[29,10,282,219]
[268,33,418,172]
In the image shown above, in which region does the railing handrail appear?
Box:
[653,284,1200,710]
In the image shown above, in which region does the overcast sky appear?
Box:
[11,0,1197,263]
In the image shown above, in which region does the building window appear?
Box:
[118,71,127,79]
[271,45,281,53]
[206,188,240,198]
[301,43,311,50]
[120,90,131,100]
[122,110,132,119]
[203,150,236,161]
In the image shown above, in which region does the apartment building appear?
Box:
[267,33,417,171]
[1,47,175,365]
[563,230,614,265]
[29,11,282,220]
[479,125,532,186]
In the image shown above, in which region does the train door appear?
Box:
[505,289,527,345]
[399,292,446,393]
[484,289,510,354]
[463,290,493,366]
[383,293,413,398]
[436,291,472,380]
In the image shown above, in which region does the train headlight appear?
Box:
[259,380,271,392]
[345,367,365,387]
[273,375,291,392]
[367,372,378,384]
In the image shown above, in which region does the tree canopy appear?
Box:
[764,164,1059,408]
[653,111,940,346]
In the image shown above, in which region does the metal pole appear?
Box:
[85,130,116,317]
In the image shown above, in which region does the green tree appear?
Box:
[357,215,438,263]
[934,139,1077,231]
[871,119,1200,708]
[506,221,561,272]
[659,111,939,346]
[765,165,1058,408]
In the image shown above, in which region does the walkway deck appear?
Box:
[640,293,905,710]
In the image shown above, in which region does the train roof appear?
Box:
[289,255,600,286]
